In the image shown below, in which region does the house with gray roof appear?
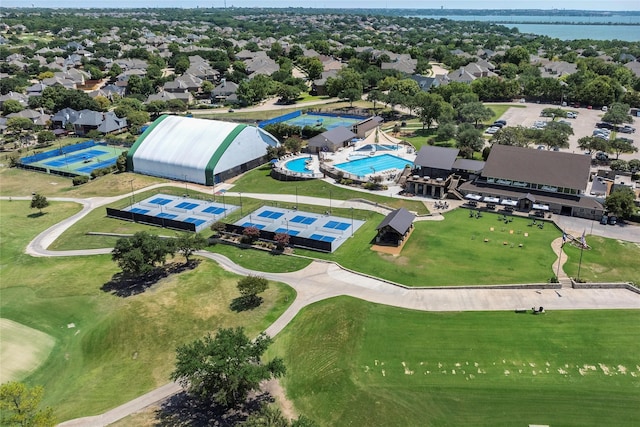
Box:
[72,110,127,136]
[375,208,415,246]
[0,92,29,109]
[307,127,356,153]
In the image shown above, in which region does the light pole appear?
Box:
[329,189,332,214]
[128,179,135,205]
[239,192,243,216]
[351,207,354,236]
[222,192,226,217]
[182,174,188,195]
[295,186,298,209]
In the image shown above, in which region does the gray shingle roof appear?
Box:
[376,208,415,235]
[414,146,459,170]
[483,144,591,191]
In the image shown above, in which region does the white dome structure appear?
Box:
[127,115,279,185]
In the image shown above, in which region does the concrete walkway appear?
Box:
[6,183,640,427]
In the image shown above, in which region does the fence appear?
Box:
[106,207,196,232]
[258,111,302,128]
[20,140,96,165]
[224,223,333,253]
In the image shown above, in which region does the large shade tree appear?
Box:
[172,327,286,408]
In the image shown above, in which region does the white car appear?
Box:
[485,126,500,134]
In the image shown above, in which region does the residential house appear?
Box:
[0,92,29,109]
[72,110,127,136]
[539,61,578,78]
[51,107,81,129]
[146,90,193,106]
[7,109,51,127]
[312,70,339,96]
[211,79,239,104]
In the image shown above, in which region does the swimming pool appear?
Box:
[284,157,314,174]
[334,154,413,176]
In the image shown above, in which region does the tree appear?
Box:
[0,382,56,427]
[602,102,632,127]
[116,151,128,173]
[284,136,303,153]
[237,274,269,304]
[504,46,530,65]
[36,130,55,145]
[609,138,638,160]
[458,102,493,126]
[491,126,530,147]
[367,89,383,111]
[609,159,629,172]
[577,136,609,154]
[2,99,23,115]
[210,221,227,236]
[242,226,261,243]
[273,232,290,250]
[242,405,318,427]
[297,56,323,81]
[111,232,175,276]
[166,99,187,112]
[30,193,49,214]
[276,84,301,104]
[604,187,636,219]
[145,100,167,119]
[174,233,207,265]
[415,92,446,130]
[456,123,484,156]
[628,159,640,173]
[171,327,286,407]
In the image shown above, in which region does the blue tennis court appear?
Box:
[323,221,351,230]
[275,228,300,236]
[203,206,226,215]
[157,212,178,219]
[43,149,108,167]
[258,210,284,219]
[129,208,149,214]
[184,217,206,226]
[176,202,200,210]
[310,234,336,242]
[76,159,118,174]
[242,222,265,229]
[150,197,172,205]
[290,215,316,225]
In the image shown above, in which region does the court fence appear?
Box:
[20,140,97,165]
[106,207,196,232]
[224,223,333,253]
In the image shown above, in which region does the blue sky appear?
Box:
[3,0,639,10]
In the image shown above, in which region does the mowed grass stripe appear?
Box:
[0,318,56,383]
[271,297,640,426]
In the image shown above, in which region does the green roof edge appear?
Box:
[204,124,247,185]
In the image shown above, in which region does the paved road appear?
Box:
[6,184,639,427]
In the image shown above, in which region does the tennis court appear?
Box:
[109,193,239,232]
[234,206,366,252]
[283,113,361,131]
[20,141,127,177]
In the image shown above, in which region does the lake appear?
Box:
[406,14,640,41]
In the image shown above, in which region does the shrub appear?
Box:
[72,175,90,186]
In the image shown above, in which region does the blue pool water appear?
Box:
[284,157,313,174]
[334,154,413,176]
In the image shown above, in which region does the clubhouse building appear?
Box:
[458,144,604,220]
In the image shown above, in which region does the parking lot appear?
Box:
[491,102,640,162]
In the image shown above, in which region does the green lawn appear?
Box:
[563,236,640,284]
[0,200,295,421]
[289,208,561,286]
[270,297,640,427]
[230,164,430,215]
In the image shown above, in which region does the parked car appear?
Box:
[602,106,608,112]
[494,119,507,126]
[600,215,608,225]
[537,145,546,150]
[596,122,614,130]
[595,152,609,161]
[566,112,578,119]
[618,125,636,134]
[485,126,500,134]
[492,122,504,128]
[608,215,617,225]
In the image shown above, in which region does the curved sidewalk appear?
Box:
[7,186,639,427]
